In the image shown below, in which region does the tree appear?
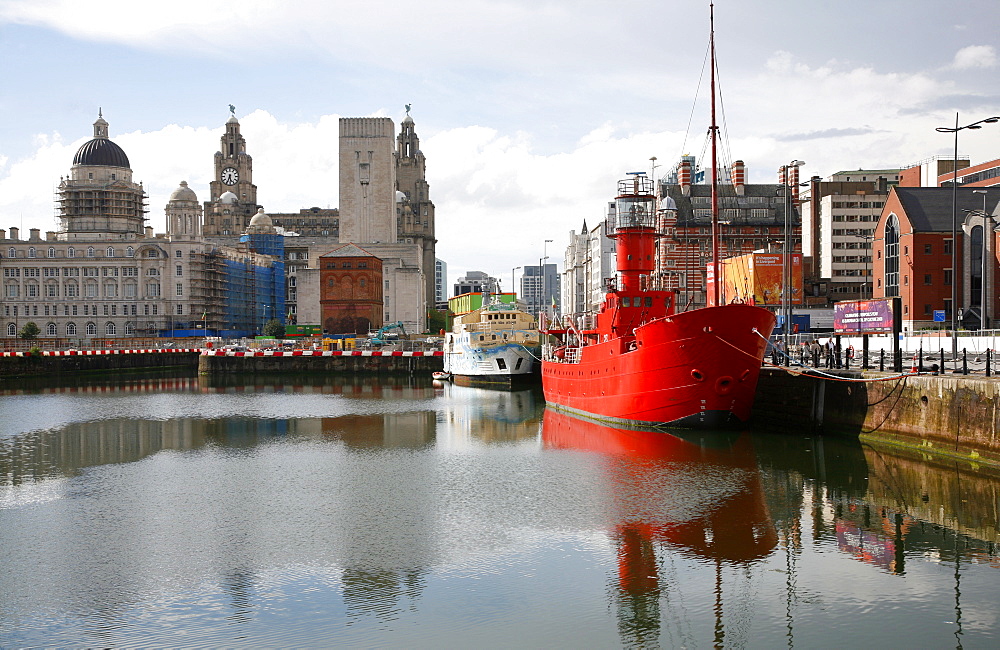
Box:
[427,309,449,334]
[19,321,40,340]
[262,318,285,338]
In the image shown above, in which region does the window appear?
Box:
[105,322,116,336]
[107,247,115,257]
[885,215,899,297]
[924,274,932,285]
[175,250,182,258]
[126,246,134,257]
[176,265,183,276]
[85,282,98,298]
[104,282,117,298]
[87,247,95,257]
[925,244,932,254]
[176,283,183,296]
[66,322,77,335]
[6,247,13,258]
[5,284,19,298]
[125,322,135,335]
[7,323,15,336]
[47,248,55,258]
[27,247,35,258]
[68,247,75,258]
[146,282,160,298]
[46,322,57,336]
[86,322,97,336]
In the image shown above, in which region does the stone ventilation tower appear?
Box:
[57,111,148,240]
[165,181,203,239]
[203,110,259,236]
[395,107,437,306]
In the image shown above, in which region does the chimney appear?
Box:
[145,226,153,238]
[9,227,19,240]
[679,159,692,197]
[789,165,801,202]
[0,229,6,240]
[46,231,56,241]
[778,165,787,187]
[731,160,745,196]
[29,228,41,241]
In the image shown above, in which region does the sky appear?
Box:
[1,0,999,293]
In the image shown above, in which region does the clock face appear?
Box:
[221,167,239,185]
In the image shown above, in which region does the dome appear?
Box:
[227,115,239,124]
[402,114,414,124]
[248,208,272,227]
[169,181,198,202]
[660,195,678,211]
[395,190,407,203]
[220,191,238,204]
[73,137,130,168]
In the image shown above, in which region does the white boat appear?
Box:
[432,371,452,381]
[444,301,541,387]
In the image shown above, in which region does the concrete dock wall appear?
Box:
[0,349,200,377]
[197,350,442,375]
[754,367,1000,469]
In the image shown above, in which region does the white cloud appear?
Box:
[951,45,998,69]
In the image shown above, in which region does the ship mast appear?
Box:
[709,2,720,302]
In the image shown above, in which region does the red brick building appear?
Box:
[656,159,802,309]
[319,244,383,335]
[872,186,1000,330]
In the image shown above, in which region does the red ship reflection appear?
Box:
[541,407,777,645]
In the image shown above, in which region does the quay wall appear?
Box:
[0,349,200,377]
[755,367,1000,469]
[0,349,443,378]
[197,350,443,375]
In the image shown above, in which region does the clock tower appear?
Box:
[203,109,260,236]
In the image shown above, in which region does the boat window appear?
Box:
[645,297,652,307]
[497,358,507,370]
[622,297,630,307]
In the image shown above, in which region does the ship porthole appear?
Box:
[703,326,713,333]
[715,376,733,395]
[691,369,704,381]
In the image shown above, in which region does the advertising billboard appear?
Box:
[716,252,802,306]
[833,298,895,334]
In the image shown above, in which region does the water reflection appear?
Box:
[542,408,776,647]
[3,377,1000,646]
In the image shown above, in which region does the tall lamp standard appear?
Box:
[936,115,1000,351]
[781,160,806,352]
[511,266,521,301]
[540,239,553,316]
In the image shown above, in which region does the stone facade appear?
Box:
[338,118,397,245]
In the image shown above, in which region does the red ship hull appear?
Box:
[542,303,776,429]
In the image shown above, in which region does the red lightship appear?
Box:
[540,8,776,429]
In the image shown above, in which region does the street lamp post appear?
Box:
[782,160,805,352]
[511,266,521,300]
[936,114,999,352]
[540,239,553,316]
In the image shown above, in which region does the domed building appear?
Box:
[165,181,203,239]
[57,112,148,241]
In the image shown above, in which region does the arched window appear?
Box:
[46,322,57,336]
[86,322,97,336]
[125,321,135,335]
[107,247,115,258]
[6,323,15,336]
[885,215,899,298]
[105,322,116,336]
[66,322,77,335]
[6,247,13,258]
[27,247,35,258]
[87,247,95,258]
[47,247,55,258]
[68,247,76,258]
[126,246,134,257]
